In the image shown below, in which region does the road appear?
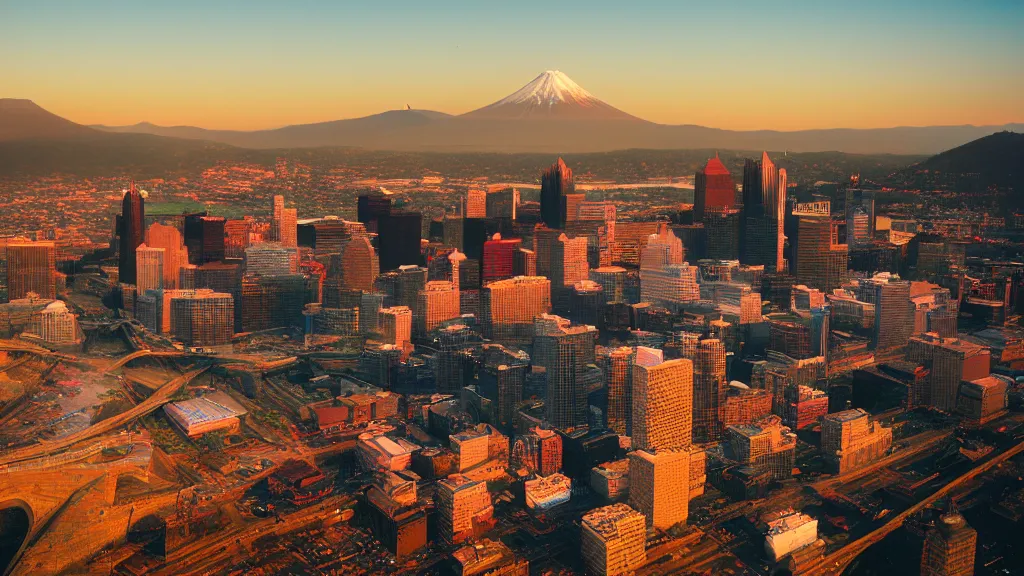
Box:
[811,436,1024,575]
[0,367,209,466]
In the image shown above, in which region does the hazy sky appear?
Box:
[3,0,1021,131]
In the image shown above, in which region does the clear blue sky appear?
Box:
[2,0,1021,130]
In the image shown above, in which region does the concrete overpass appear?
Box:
[806,437,1024,575]
[0,367,208,467]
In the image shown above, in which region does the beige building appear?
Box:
[821,408,893,474]
[145,222,188,289]
[435,474,494,544]
[415,281,459,337]
[632,352,693,453]
[379,306,412,350]
[580,503,646,576]
[481,276,551,345]
[135,243,165,292]
[628,449,690,530]
[451,429,491,472]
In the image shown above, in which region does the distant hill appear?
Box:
[0,99,246,177]
[917,131,1023,189]
[79,71,1023,155]
[0,98,98,141]
[96,109,453,149]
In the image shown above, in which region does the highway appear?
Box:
[811,436,1024,575]
[0,367,209,466]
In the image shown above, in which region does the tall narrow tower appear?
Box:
[741,152,785,272]
[540,158,575,229]
[693,154,736,222]
[119,180,145,285]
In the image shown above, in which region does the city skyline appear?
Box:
[2,1,1022,131]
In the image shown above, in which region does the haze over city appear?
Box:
[1,2,1024,576]
[3,0,1022,131]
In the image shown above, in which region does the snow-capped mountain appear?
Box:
[462,70,640,120]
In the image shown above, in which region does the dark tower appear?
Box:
[358,193,392,234]
[377,211,422,271]
[118,180,145,285]
[694,154,736,222]
[540,158,574,229]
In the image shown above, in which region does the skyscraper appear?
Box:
[481,234,521,284]
[271,194,284,240]
[379,306,412,350]
[465,189,487,218]
[694,154,736,222]
[377,211,422,271]
[533,313,597,430]
[145,222,188,289]
[794,210,848,292]
[486,187,519,220]
[741,152,786,272]
[184,214,226,265]
[414,280,459,337]
[920,509,977,576]
[135,244,165,293]
[170,289,234,346]
[580,504,647,576]
[631,351,693,453]
[601,347,635,435]
[481,276,551,346]
[357,192,392,234]
[692,338,727,443]
[6,241,56,300]
[540,158,574,229]
[118,181,145,284]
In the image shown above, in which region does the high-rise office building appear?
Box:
[279,208,297,248]
[465,189,487,218]
[240,273,307,332]
[336,235,379,292]
[639,263,700,311]
[184,214,226,265]
[540,158,574,229]
[145,222,188,289]
[244,243,296,276]
[481,235,521,285]
[580,504,647,576]
[694,154,736,222]
[631,351,693,452]
[414,281,459,337]
[135,244,165,293]
[692,338,727,443]
[628,449,689,530]
[589,266,627,304]
[551,233,589,311]
[170,289,234,346]
[533,314,597,430]
[357,193,392,234]
[379,306,413,349]
[820,408,893,474]
[118,181,146,285]
[920,509,977,576]
[845,188,876,246]
[435,475,494,545]
[433,323,477,394]
[486,188,519,220]
[864,274,913,353]
[741,152,786,272]
[794,207,848,292]
[378,211,422,271]
[600,347,635,435]
[704,208,742,260]
[906,333,990,412]
[481,276,551,346]
[271,195,284,240]
[6,241,56,300]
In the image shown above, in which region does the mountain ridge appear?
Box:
[4,67,1023,155]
